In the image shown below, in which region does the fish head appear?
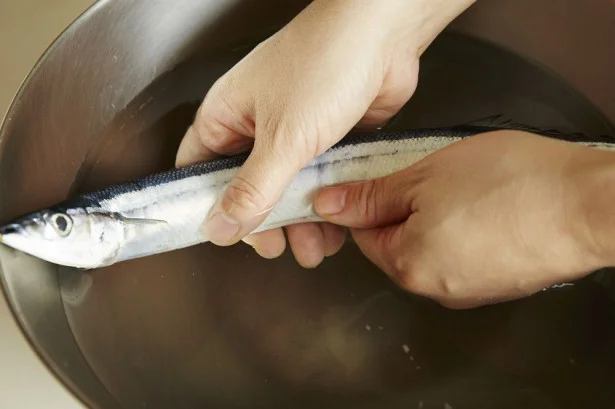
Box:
[0,207,124,269]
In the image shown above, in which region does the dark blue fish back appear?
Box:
[55,117,615,210]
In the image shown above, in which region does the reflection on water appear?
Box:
[58,31,615,409]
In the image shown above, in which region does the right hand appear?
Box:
[314,130,610,308]
[176,0,475,267]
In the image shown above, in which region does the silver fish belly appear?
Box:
[110,133,462,265]
[1,121,614,269]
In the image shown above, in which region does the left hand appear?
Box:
[175,0,475,268]
[313,130,609,308]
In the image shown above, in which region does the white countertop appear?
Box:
[0,1,93,408]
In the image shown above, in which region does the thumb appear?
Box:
[313,174,415,283]
[203,134,306,246]
[313,172,415,229]
[350,223,406,279]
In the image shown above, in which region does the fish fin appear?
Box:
[461,114,547,132]
[128,218,168,225]
[121,217,168,226]
[460,115,615,143]
[462,114,509,128]
[110,213,168,226]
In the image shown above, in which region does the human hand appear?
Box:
[314,130,611,308]
[175,0,475,267]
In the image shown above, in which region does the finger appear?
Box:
[286,223,326,268]
[285,223,345,267]
[313,173,415,229]
[320,223,347,257]
[176,124,252,167]
[203,136,306,246]
[242,228,286,259]
[350,223,405,280]
[176,83,255,167]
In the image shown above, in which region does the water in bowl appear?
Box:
[57,31,615,409]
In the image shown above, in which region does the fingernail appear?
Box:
[204,211,240,243]
[315,187,347,215]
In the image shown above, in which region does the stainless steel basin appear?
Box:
[2,1,615,408]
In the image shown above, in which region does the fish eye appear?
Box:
[50,213,72,237]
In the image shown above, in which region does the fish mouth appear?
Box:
[0,224,22,241]
[0,212,45,241]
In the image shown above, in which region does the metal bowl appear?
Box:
[2,1,615,408]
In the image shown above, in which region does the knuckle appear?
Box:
[186,125,213,159]
[194,114,235,152]
[436,298,465,310]
[260,124,314,173]
[391,253,441,301]
[392,255,423,293]
[276,121,314,154]
[194,120,220,147]
[351,179,382,221]
[193,80,247,152]
[382,231,467,307]
[195,87,220,126]
[437,276,460,298]
[224,175,267,213]
[192,105,217,138]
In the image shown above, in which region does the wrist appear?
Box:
[389,0,477,55]
[308,0,476,55]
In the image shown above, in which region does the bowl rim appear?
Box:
[0,3,122,408]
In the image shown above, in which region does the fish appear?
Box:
[1,117,614,269]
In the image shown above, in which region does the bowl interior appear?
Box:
[2,1,615,408]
